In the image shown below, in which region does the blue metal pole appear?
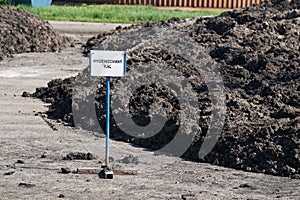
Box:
[105,76,110,167]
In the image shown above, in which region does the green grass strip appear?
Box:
[3,4,224,23]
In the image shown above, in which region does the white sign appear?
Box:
[89,50,126,77]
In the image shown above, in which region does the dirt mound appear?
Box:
[0,6,66,61]
[31,0,300,177]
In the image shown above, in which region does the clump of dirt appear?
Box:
[0,6,67,61]
[31,0,300,177]
[63,152,97,160]
[25,77,75,123]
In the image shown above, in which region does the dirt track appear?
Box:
[0,21,299,199]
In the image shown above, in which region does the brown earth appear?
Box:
[0,45,300,199]
[0,6,66,61]
[30,0,300,177]
[0,2,300,199]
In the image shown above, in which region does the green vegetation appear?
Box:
[0,0,11,4]
[0,3,224,23]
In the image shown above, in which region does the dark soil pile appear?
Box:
[31,0,300,177]
[0,6,66,61]
[62,152,97,160]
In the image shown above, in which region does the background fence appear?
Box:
[118,0,262,8]
[53,0,262,8]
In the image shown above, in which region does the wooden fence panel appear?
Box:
[52,0,262,8]
[232,0,236,8]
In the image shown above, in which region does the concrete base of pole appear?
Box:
[100,164,114,179]
[104,169,114,179]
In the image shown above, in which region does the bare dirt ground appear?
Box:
[0,22,299,200]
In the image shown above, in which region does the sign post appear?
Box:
[89,50,126,179]
[105,76,110,167]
